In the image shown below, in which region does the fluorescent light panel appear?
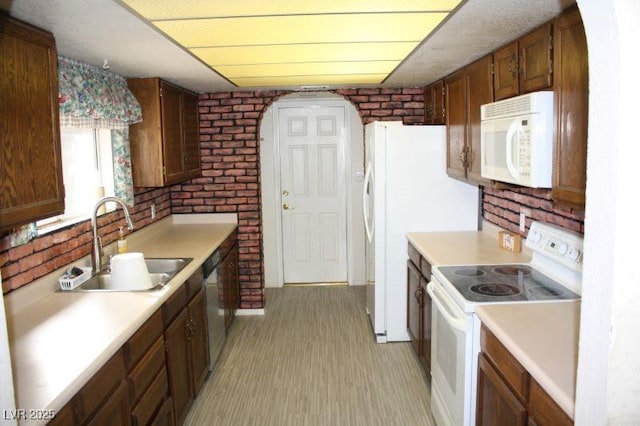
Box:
[121,0,462,87]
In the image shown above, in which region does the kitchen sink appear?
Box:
[71,257,193,292]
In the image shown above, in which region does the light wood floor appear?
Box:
[185,286,434,425]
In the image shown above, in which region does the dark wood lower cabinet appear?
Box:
[165,308,194,425]
[407,243,432,376]
[476,353,527,426]
[188,287,210,396]
[407,260,422,356]
[46,239,241,426]
[477,325,574,426]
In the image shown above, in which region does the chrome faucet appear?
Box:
[91,196,135,273]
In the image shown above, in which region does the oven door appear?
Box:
[427,277,474,426]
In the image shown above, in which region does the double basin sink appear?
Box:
[73,258,193,292]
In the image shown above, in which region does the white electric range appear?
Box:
[426,221,584,426]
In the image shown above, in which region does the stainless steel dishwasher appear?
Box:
[202,248,226,371]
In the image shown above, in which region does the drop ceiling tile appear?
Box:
[122,0,461,20]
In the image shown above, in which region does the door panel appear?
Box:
[279,106,348,283]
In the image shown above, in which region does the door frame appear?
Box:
[260,92,365,287]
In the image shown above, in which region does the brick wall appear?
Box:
[482,186,585,236]
[0,187,171,293]
[170,88,426,309]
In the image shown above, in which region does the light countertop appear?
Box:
[4,214,237,424]
[407,224,577,419]
[407,225,531,267]
[476,302,580,419]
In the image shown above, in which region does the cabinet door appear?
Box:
[476,353,527,426]
[493,42,519,100]
[222,244,239,330]
[0,17,64,231]
[552,8,588,209]
[445,69,467,180]
[160,81,185,185]
[164,308,193,425]
[419,279,432,375]
[465,55,494,184]
[86,381,131,426]
[528,378,573,426]
[406,261,422,357]
[128,78,164,187]
[431,80,445,125]
[182,91,201,179]
[188,288,210,396]
[424,85,435,124]
[519,23,553,93]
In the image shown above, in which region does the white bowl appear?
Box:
[109,252,152,290]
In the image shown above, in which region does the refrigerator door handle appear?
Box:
[362,161,374,243]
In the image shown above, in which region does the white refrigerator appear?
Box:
[363,121,479,342]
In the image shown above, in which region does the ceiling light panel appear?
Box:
[119,0,463,88]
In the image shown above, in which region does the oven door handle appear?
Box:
[427,283,466,332]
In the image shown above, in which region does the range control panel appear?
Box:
[526,221,584,271]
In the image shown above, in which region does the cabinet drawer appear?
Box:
[419,257,432,280]
[408,243,421,269]
[131,368,170,426]
[124,310,163,370]
[528,378,573,426]
[128,336,166,405]
[75,350,126,423]
[184,267,204,302]
[220,230,237,259]
[162,284,187,326]
[480,325,529,402]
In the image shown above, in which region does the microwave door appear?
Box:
[505,119,522,181]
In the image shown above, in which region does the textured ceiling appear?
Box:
[3,0,575,93]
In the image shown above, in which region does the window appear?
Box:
[37,128,116,233]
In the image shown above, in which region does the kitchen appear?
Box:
[0,0,638,425]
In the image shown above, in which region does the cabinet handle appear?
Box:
[414,287,424,306]
[508,53,518,79]
[459,149,469,168]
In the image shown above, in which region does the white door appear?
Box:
[278,106,348,283]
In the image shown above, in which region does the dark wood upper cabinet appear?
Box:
[445,55,494,185]
[519,23,553,93]
[493,42,520,100]
[0,15,65,232]
[552,7,588,209]
[493,24,553,101]
[182,91,202,179]
[127,77,201,187]
[465,55,494,184]
[424,79,445,125]
[445,69,468,180]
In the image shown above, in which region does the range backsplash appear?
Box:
[482,186,585,236]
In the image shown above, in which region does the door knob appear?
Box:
[282,189,289,196]
[283,203,294,210]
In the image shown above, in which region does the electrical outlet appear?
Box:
[519,207,531,232]
[150,204,156,219]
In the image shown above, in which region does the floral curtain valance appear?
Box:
[58,56,142,129]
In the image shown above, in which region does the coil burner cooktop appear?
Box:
[436,264,580,303]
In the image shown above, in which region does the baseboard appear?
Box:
[235,308,265,316]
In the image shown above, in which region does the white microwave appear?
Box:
[480,91,554,187]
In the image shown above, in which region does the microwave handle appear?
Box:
[505,119,521,181]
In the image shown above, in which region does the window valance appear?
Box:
[58,56,142,129]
